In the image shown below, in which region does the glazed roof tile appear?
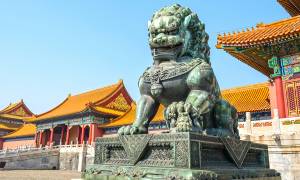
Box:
[100,102,165,128]
[216,15,300,48]
[0,122,20,131]
[28,80,127,122]
[1,123,36,139]
[221,82,271,113]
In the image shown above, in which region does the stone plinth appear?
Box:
[83,133,280,180]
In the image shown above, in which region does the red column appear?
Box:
[0,138,4,150]
[34,132,37,145]
[80,125,85,144]
[60,126,65,145]
[65,126,70,145]
[39,131,43,147]
[88,124,93,145]
[274,76,286,118]
[49,128,54,145]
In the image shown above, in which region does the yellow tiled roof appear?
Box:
[0,122,20,131]
[27,80,127,122]
[216,16,300,48]
[1,124,36,139]
[0,100,34,121]
[0,102,20,113]
[221,82,271,113]
[101,102,165,128]
[91,106,125,116]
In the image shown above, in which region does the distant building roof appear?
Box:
[1,124,36,139]
[221,82,271,113]
[0,100,34,132]
[0,100,34,120]
[100,102,165,128]
[27,80,133,122]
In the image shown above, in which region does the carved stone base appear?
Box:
[83,133,281,180]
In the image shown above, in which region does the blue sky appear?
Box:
[0,1,289,114]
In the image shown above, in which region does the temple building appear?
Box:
[216,0,300,119]
[0,100,34,136]
[0,100,35,149]
[25,80,133,147]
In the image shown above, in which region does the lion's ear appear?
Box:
[183,14,192,29]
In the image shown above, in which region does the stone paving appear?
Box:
[0,170,82,180]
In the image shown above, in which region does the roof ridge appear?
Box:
[28,80,124,122]
[221,82,269,92]
[72,80,122,98]
[91,80,124,105]
[217,15,300,40]
[0,100,23,114]
[263,15,300,27]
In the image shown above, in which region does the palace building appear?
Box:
[216,0,300,119]
[24,80,133,147]
[0,100,34,136]
[0,100,35,149]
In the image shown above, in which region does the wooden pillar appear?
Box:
[80,125,85,144]
[60,126,65,145]
[0,138,4,150]
[274,76,286,118]
[49,128,54,145]
[34,132,38,144]
[65,126,70,145]
[88,124,93,145]
[39,131,43,147]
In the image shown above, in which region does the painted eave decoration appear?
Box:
[216,15,300,76]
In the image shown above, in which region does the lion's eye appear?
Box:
[166,29,178,35]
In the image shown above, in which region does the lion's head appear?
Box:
[148,4,210,64]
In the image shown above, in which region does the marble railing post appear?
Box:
[245,112,252,135]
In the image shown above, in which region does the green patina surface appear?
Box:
[118,4,239,139]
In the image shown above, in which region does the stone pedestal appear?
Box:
[83,133,280,180]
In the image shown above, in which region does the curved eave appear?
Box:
[27,80,124,123]
[1,124,36,139]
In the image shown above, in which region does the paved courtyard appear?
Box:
[0,170,82,180]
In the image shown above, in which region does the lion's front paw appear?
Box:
[175,112,192,132]
[118,125,148,135]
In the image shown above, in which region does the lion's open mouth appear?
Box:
[151,43,183,60]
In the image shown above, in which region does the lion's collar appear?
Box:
[142,59,203,84]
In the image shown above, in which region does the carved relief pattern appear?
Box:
[119,134,152,165]
[175,140,189,168]
[137,142,174,167]
[221,137,251,168]
[105,146,129,164]
[191,141,200,167]
[142,59,201,83]
[105,93,131,112]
